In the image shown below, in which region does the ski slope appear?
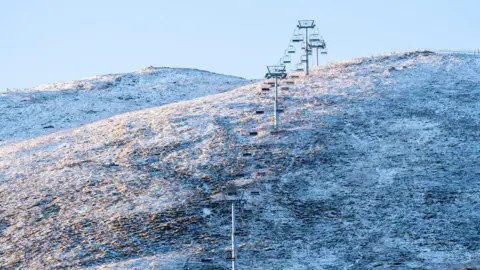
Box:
[0,51,479,269]
[0,66,249,145]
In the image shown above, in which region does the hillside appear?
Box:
[0,51,479,269]
[0,67,249,145]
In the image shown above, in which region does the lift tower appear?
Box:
[222,185,245,270]
[308,29,327,66]
[310,39,327,66]
[297,20,316,75]
[266,65,287,130]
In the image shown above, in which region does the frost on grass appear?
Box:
[1,51,480,269]
[0,67,249,146]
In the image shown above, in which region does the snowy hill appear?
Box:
[0,51,479,269]
[0,67,249,145]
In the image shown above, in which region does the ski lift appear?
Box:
[309,33,321,42]
[311,40,326,49]
[277,58,283,66]
[301,55,307,63]
[267,65,286,77]
[296,63,304,72]
[243,209,253,215]
[287,45,296,54]
[235,229,249,237]
[307,50,313,56]
[283,55,292,64]
[226,185,238,196]
[292,34,304,43]
[298,20,315,28]
[321,51,328,55]
[225,251,235,261]
[309,28,322,42]
[310,39,326,49]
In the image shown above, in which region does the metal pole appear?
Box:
[305,28,309,75]
[274,76,278,129]
[232,202,236,270]
[316,47,319,66]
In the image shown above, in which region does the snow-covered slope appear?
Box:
[0,67,249,145]
[1,51,479,269]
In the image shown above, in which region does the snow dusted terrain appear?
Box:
[0,67,249,145]
[0,51,479,269]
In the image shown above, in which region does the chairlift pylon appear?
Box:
[226,185,237,196]
[309,28,326,48]
[310,39,326,49]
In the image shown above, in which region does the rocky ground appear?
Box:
[0,51,479,269]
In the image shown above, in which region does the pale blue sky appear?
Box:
[1,0,479,90]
